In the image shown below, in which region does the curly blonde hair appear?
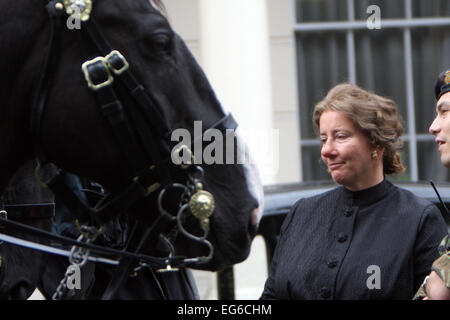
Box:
[313,83,405,175]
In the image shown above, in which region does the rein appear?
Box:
[1,0,238,300]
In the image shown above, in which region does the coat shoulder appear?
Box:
[393,185,437,211]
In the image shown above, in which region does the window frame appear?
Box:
[293,0,450,182]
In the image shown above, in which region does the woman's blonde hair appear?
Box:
[313,83,405,175]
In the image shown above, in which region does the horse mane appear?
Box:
[149,0,167,16]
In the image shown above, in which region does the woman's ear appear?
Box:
[371,146,385,160]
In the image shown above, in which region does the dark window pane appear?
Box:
[301,145,332,182]
[296,0,348,23]
[418,141,450,182]
[412,0,450,17]
[354,29,407,120]
[412,27,450,133]
[355,0,405,20]
[296,32,348,139]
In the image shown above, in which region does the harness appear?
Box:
[0,0,238,299]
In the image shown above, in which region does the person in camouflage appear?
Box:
[415,69,450,300]
[414,235,449,299]
[426,236,450,299]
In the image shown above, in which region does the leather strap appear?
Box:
[101,212,176,299]
[0,217,187,269]
[30,6,61,165]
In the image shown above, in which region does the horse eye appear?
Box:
[151,34,170,53]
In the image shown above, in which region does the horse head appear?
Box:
[0,0,263,271]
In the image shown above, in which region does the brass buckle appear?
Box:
[81,57,114,91]
[105,50,129,75]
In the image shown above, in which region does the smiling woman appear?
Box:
[260,83,448,300]
[317,110,383,191]
[313,83,405,179]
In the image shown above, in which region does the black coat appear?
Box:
[260,179,448,300]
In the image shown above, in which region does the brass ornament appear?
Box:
[189,190,215,220]
[445,70,450,85]
[62,0,93,22]
[55,2,64,11]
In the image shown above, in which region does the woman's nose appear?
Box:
[321,140,336,158]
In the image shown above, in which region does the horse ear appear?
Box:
[148,0,167,17]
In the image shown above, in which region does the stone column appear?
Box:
[198,0,277,184]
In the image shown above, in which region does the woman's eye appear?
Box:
[336,132,350,139]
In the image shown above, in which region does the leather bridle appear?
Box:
[0,0,238,299]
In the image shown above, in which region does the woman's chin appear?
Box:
[330,173,346,185]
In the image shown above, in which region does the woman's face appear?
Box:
[319,111,383,191]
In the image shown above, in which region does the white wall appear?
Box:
[165,0,300,185]
[163,0,299,299]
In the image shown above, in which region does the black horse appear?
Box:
[0,0,263,299]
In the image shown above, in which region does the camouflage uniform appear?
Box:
[414,234,450,299]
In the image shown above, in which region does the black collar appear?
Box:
[342,178,393,208]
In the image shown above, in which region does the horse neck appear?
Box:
[0,7,49,193]
[0,103,35,194]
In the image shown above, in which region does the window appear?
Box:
[294,0,450,182]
